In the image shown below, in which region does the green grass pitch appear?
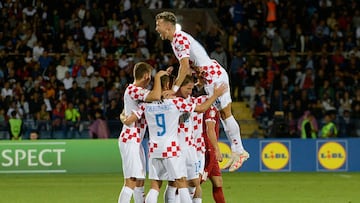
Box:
[0,172,359,203]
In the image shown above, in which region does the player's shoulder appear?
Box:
[174,30,192,41]
[126,84,149,95]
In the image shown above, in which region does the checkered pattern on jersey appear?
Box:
[126,84,148,101]
[191,95,207,135]
[199,60,223,85]
[135,116,147,139]
[195,136,206,154]
[119,127,141,143]
[172,97,195,112]
[149,141,181,158]
[178,122,194,147]
[172,32,191,59]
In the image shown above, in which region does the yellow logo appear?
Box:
[261,142,289,170]
[318,142,346,170]
[218,142,232,169]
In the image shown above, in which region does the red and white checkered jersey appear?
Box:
[119,84,149,143]
[123,84,150,119]
[143,97,196,158]
[191,96,208,153]
[177,97,195,149]
[171,30,225,84]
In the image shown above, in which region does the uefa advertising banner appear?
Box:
[0,140,122,174]
[0,138,359,173]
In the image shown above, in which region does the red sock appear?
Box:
[213,186,226,203]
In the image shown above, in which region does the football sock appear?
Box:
[145,189,159,203]
[213,186,225,203]
[164,185,177,203]
[188,186,196,199]
[118,186,133,203]
[221,116,244,153]
[134,186,145,203]
[178,188,192,203]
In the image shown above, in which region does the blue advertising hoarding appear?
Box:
[217,138,360,172]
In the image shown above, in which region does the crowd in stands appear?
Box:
[0,0,359,139]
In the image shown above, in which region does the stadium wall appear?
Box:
[0,138,359,174]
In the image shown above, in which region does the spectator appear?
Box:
[90,71,104,89]
[8,110,23,140]
[83,21,96,42]
[64,102,81,139]
[36,103,51,132]
[266,0,277,23]
[38,50,53,71]
[298,110,319,139]
[76,69,89,89]
[338,109,356,137]
[319,112,338,138]
[230,49,246,101]
[84,59,95,77]
[210,43,228,70]
[7,100,23,119]
[56,58,69,81]
[66,81,84,104]
[88,109,110,139]
[62,71,74,90]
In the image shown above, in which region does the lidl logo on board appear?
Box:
[260,141,291,171]
[218,142,232,170]
[317,141,347,171]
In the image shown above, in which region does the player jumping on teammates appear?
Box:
[155,11,249,172]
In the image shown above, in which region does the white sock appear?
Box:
[178,188,192,203]
[145,189,159,203]
[118,186,133,203]
[193,197,202,203]
[164,185,177,203]
[175,194,180,203]
[221,116,244,153]
[134,186,145,203]
[188,187,196,199]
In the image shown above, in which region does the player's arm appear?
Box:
[122,113,139,126]
[206,120,223,162]
[145,70,168,102]
[194,83,227,113]
[120,108,144,126]
[173,57,191,92]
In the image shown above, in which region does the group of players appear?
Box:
[117,11,250,203]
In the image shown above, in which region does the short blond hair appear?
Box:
[155,11,177,25]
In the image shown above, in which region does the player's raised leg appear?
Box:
[219,103,249,172]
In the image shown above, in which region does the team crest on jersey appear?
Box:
[179,112,190,123]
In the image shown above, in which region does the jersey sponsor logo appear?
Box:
[317,141,347,170]
[261,141,290,171]
[218,142,232,169]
